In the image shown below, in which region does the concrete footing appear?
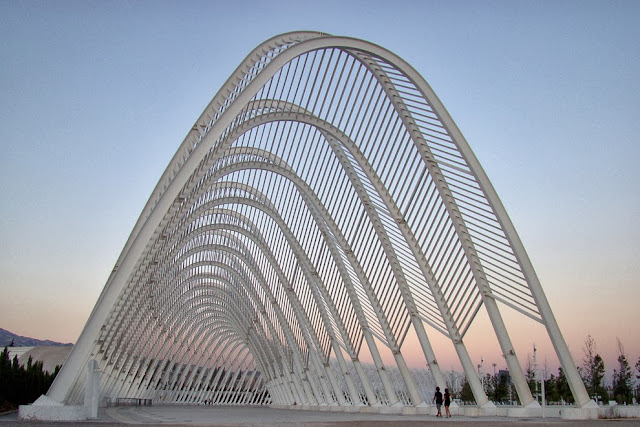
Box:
[270,402,636,420]
[18,395,87,421]
[598,403,640,419]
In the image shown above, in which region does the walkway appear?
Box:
[2,406,640,426]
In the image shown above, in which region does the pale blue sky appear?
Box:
[1,0,638,376]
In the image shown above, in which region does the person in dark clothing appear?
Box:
[432,386,443,417]
[444,388,451,418]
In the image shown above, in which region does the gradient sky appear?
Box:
[1,0,638,382]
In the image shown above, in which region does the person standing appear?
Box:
[444,388,451,418]
[432,386,443,417]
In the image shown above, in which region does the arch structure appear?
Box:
[46,32,593,411]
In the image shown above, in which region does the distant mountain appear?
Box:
[0,328,73,347]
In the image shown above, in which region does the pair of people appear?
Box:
[432,386,451,418]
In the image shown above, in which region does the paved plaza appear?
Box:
[2,406,640,426]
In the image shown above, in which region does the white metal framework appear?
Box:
[47,32,592,409]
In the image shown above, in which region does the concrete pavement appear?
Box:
[2,405,640,426]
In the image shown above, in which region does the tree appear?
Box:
[612,339,632,404]
[525,356,536,396]
[636,357,640,401]
[555,367,574,404]
[495,372,509,403]
[459,376,475,404]
[0,347,12,411]
[486,373,495,402]
[544,374,560,403]
[581,335,605,400]
[0,346,60,411]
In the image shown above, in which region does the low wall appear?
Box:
[271,402,640,420]
[599,403,640,419]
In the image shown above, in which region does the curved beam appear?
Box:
[48,32,589,410]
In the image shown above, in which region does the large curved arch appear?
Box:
[45,32,592,413]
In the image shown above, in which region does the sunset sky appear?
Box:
[1,0,638,383]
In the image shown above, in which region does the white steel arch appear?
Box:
[46,31,593,411]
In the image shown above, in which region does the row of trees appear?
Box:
[458,366,575,405]
[0,347,60,412]
[580,335,638,404]
[458,336,640,405]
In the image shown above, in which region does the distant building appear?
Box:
[498,369,511,383]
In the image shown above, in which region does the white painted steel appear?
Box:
[46,32,592,410]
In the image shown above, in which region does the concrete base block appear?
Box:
[408,405,432,415]
[503,406,541,417]
[456,402,497,417]
[479,401,497,416]
[339,405,363,412]
[19,396,87,422]
[401,406,417,415]
[598,404,640,419]
[457,406,484,417]
[560,407,598,420]
[458,406,478,417]
[274,402,640,419]
[376,404,403,414]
